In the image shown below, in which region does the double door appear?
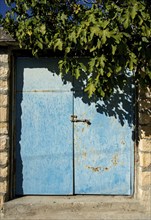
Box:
[15,58,134,195]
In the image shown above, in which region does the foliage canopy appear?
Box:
[1,0,151,97]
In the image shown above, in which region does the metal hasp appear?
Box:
[71,115,91,125]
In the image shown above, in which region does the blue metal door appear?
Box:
[15,58,134,195]
[15,58,73,195]
[74,91,134,195]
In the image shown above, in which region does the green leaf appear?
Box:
[60,13,67,25]
[88,58,96,73]
[90,26,100,40]
[101,29,111,44]
[37,41,43,50]
[112,33,122,44]
[97,39,101,49]
[90,46,96,52]
[40,24,46,35]
[107,72,111,77]
[147,70,151,79]
[142,37,149,42]
[130,4,137,20]
[129,52,137,70]
[75,68,80,79]
[98,55,106,68]
[123,9,130,29]
[85,82,96,98]
[116,66,122,73]
[88,13,96,24]
[100,68,104,76]
[102,20,110,29]
[98,88,105,97]
[100,90,105,97]
[111,45,117,55]
[68,31,77,44]
[41,0,47,4]
[65,47,71,53]
[79,63,87,72]
[27,30,32,36]
[124,18,129,29]
[58,59,64,71]
[54,38,63,51]
[138,15,143,25]
[77,26,82,37]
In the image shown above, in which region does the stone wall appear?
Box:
[0,50,10,209]
[138,87,151,210]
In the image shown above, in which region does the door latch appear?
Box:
[70,115,91,125]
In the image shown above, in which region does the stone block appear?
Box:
[139,87,151,99]
[0,167,8,178]
[0,67,9,79]
[0,181,7,193]
[0,136,9,151]
[0,195,4,209]
[0,54,8,63]
[139,126,151,138]
[139,99,151,111]
[139,112,151,125]
[139,152,151,167]
[0,80,9,91]
[0,107,8,122]
[0,152,8,166]
[0,123,8,134]
[138,187,151,211]
[0,94,8,106]
[139,139,151,152]
[145,87,151,98]
[138,170,151,187]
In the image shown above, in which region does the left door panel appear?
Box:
[15,58,73,195]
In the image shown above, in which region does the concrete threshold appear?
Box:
[1,196,150,220]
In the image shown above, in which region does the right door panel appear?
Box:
[74,88,134,195]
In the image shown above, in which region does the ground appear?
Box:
[1,196,150,220]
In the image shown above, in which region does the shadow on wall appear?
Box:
[21,57,135,128]
[139,87,151,138]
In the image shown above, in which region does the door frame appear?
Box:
[9,51,137,199]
